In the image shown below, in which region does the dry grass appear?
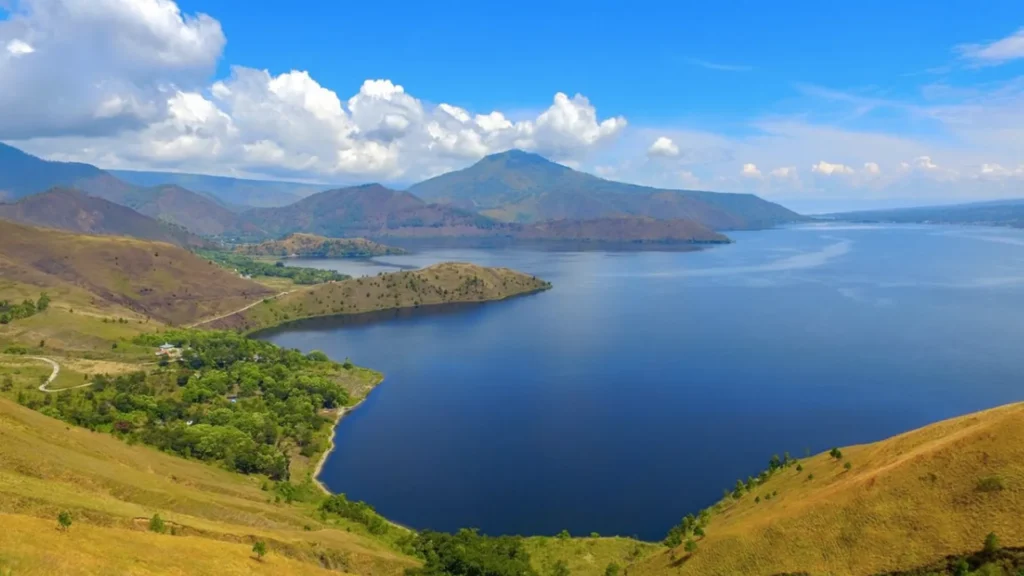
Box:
[0,398,418,575]
[210,262,551,332]
[524,536,658,576]
[635,402,1024,576]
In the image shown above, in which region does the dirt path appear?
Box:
[33,357,90,393]
[186,290,295,328]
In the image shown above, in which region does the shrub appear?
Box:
[57,510,72,531]
[807,473,815,481]
[557,529,571,540]
[149,514,166,534]
[976,476,1005,493]
[829,447,843,460]
[844,461,853,471]
[604,563,620,576]
[983,532,1000,555]
[252,540,267,560]
[684,539,698,553]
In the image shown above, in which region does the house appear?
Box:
[155,343,181,358]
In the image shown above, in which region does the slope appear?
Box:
[0,220,273,325]
[0,397,416,576]
[0,142,132,201]
[110,169,330,209]
[636,402,1024,576]
[119,185,258,237]
[408,149,803,229]
[0,188,207,247]
[236,233,407,258]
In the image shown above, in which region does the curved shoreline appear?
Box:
[312,379,379,494]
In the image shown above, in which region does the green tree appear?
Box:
[684,539,698,554]
[57,510,72,531]
[829,447,843,460]
[552,559,570,576]
[252,540,267,560]
[984,531,1000,555]
[557,529,571,540]
[844,461,853,471]
[693,526,705,538]
[604,563,620,576]
[149,514,166,534]
[37,292,50,311]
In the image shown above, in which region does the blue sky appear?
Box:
[3,0,1024,211]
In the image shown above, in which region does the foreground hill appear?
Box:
[0,188,207,248]
[209,262,551,331]
[831,199,1024,228]
[638,402,1024,576]
[0,220,272,325]
[236,233,407,258]
[409,149,803,229]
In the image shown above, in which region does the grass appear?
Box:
[210,262,552,332]
[634,402,1024,576]
[523,536,658,576]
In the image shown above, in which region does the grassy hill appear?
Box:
[208,262,551,332]
[0,220,272,325]
[0,188,207,248]
[236,233,407,258]
[408,149,803,230]
[635,402,1024,576]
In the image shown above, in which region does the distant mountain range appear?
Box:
[0,188,207,248]
[0,142,804,245]
[830,199,1024,228]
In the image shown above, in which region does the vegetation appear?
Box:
[0,292,47,324]
[406,529,536,576]
[13,329,379,479]
[196,249,349,285]
[252,540,268,561]
[235,233,407,259]
[57,510,72,531]
[320,493,391,535]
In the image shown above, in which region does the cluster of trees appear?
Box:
[664,508,710,548]
[728,452,799,500]
[405,529,537,576]
[196,250,348,285]
[0,293,48,324]
[18,329,353,479]
[320,493,390,535]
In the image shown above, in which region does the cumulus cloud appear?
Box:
[0,0,225,139]
[958,27,1024,66]
[811,160,855,175]
[741,163,762,178]
[647,136,679,157]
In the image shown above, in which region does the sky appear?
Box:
[2,1,1024,212]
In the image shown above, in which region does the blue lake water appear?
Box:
[259,224,1024,540]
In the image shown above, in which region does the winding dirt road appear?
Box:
[186,290,295,328]
[33,356,91,393]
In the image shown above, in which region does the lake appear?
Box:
[258,224,1024,540]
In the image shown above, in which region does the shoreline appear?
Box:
[312,374,383,494]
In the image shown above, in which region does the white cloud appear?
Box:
[5,39,34,55]
[741,163,762,178]
[647,136,679,157]
[769,166,797,179]
[863,162,881,175]
[958,27,1024,65]
[811,160,855,175]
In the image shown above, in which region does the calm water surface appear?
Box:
[259,224,1024,540]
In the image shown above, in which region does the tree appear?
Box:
[557,529,571,540]
[983,531,1000,555]
[953,557,970,576]
[149,514,166,534]
[844,461,853,471]
[252,540,267,560]
[829,447,843,460]
[796,464,803,472]
[684,539,698,554]
[604,563,620,576]
[37,292,50,311]
[57,510,72,531]
[552,559,570,576]
[693,526,705,538]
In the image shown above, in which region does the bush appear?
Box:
[983,532,1000,555]
[406,529,537,576]
[604,563,620,576]
[684,539,698,553]
[557,529,570,540]
[57,510,72,531]
[149,514,166,533]
[844,461,853,471]
[829,447,843,460]
[976,476,1005,493]
[252,540,267,560]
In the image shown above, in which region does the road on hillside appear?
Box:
[33,356,91,393]
[187,290,295,329]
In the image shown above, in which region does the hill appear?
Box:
[110,169,331,209]
[236,233,407,258]
[408,149,803,229]
[0,220,272,325]
[830,199,1024,228]
[113,185,258,237]
[0,142,132,201]
[242,184,496,238]
[0,188,208,247]
[635,402,1024,576]
[208,262,551,332]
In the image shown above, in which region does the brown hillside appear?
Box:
[637,402,1024,576]
[236,233,406,258]
[0,220,272,325]
[209,262,551,331]
[126,185,260,237]
[0,188,207,247]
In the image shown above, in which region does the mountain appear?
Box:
[0,219,272,324]
[236,233,407,258]
[0,188,208,248]
[830,199,1024,227]
[110,169,332,208]
[408,149,803,229]
[0,142,130,201]
[102,184,258,237]
[243,183,496,238]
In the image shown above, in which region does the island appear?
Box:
[236,233,408,259]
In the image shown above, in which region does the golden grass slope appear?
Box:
[209,262,551,331]
[0,397,417,576]
[636,402,1024,576]
[0,220,273,325]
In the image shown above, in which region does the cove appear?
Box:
[258,224,1024,540]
